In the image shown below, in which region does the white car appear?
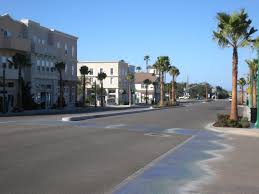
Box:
[228,97,232,102]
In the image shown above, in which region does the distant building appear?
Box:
[135,72,160,104]
[77,61,134,105]
[0,14,78,111]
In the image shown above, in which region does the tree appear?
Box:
[169,66,180,104]
[97,72,107,107]
[136,66,142,72]
[153,56,171,107]
[152,81,158,104]
[213,9,257,120]
[126,73,134,106]
[8,53,31,110]
[246,59,258,108]
[143,79,152,104]
[238,77,246,105]
[144,55,150,72]
[55,62,66,108]
[79,65,90,106]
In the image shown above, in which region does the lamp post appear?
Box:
[2,63,6,113]
[255,48,259,128]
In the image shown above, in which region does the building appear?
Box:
[0,14,77,111]
[77,61,134,105]
[135,72,160,104]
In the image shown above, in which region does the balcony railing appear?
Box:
[0,36,31,52]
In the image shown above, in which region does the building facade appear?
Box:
[0,14,77,111]
[77,61,134,105]
[135,72,160,104]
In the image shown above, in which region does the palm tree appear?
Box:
[126,73,134,106]
[143,79,152,104]
[144,55,150,72]
[79,65,90,106]
[238,77,246,105]
[97,72,107,107]
[136,66,142,72]
[153,56,171,107]
[152,81,158,104]
[246,59,258,108]
[8,53,31,110]
[55,62,66,108]
[169,66,180,105]
[213,9,257,120]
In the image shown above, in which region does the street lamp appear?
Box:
[255,48,259,128]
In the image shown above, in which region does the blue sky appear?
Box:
[1,0,259,89]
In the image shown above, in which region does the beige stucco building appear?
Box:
[77,61,134,105]
[0,14,77,111]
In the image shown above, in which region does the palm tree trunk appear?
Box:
[153,85,156,104]
[145,86,148,104]
[59,72,63,108]
[160,72,164,107]
[171,76,175,105]
[82,75,86,106]
[253,79,257,108]
[241,86,244,105]
[17,65,22,109]
[101,81,103,107]
[230,47,238,121]
[128,84,131,106]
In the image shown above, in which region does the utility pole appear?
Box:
[2,63,6,113]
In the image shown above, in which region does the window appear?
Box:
[42,66,45,71]
[33,36,37,43]
[46,67,50,72]
[3,30,11,38]
[42,39,45,45]
[72,46,75,57]
[89,68,93,75]
[110,68,113,75]
[65,44,68,55]
[72,65,74,75]
[65,64,67,72]
[37,66,40,71]
[7,82,14,87]
[57,41,60,48]
[110,77,113,84]
[100,68,103,73]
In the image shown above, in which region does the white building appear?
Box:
[135,72,160,104]
[77,61,134,105]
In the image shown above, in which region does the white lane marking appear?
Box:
[144,133,172,138]
[105,124,126,129]
[164,128,183,134]
[0,121,17,124]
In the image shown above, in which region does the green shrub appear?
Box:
[240,117,250,128]
[214,114,250,128]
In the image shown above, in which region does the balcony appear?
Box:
[0,36,31,52]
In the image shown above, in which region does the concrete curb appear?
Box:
[62,107,159,121]
[205,123,259,138]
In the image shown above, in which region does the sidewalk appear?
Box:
[206,123,259,138]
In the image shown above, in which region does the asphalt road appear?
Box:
[0,100,229,194]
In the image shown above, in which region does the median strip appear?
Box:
[61,107,158,121]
